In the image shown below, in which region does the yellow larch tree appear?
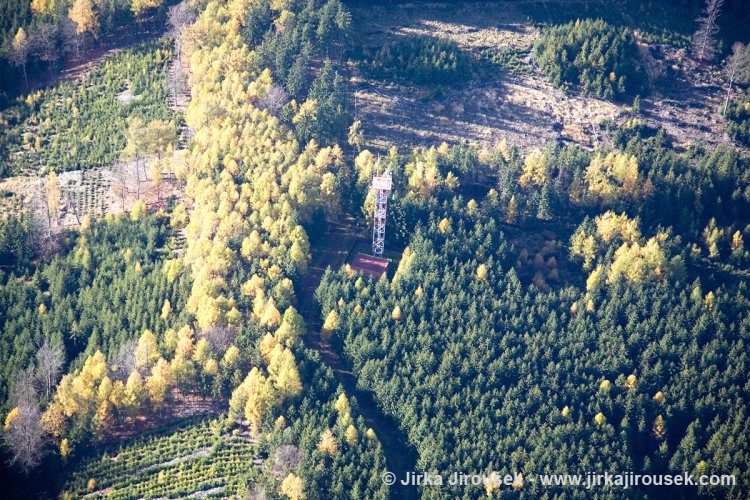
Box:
[280,473,306,500]
[69,0,99,36]
[317,428,338,457]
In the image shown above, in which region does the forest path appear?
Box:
[298,217,418,499]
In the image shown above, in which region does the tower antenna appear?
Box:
[371,171,392,256]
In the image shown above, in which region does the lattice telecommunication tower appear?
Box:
[371,172,393,256]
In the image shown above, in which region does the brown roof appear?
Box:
[351,253,389,280]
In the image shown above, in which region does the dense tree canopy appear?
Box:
[316,201,749,498]
[535,19,646,100]
[725,91,750,146]
[360,35,470,85]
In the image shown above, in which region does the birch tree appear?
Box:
[4,402,44,473]
[167,2,195,63]
[5,367,44,473]
[122,117,147,200]
[37,341,65,399]
[723,42,750,115]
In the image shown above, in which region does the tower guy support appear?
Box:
[371,172,392,256]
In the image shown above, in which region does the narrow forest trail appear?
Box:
[298,217,419,499]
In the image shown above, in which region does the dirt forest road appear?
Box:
[298,217,418,499]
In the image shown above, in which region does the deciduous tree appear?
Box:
[135,330,160,373]
[692,0,724,61]
[167,2,196,62]
[4,401,44,473]
[348,120,364,151]
[268,346,302,398]
[10,28,30,88]
[145,358,173,408]
[43,170,61,238]
[69,0,99,39]
[317,427,337,457]
[723,42,750,115]
[280,473,306,500]
[37,340,65,399]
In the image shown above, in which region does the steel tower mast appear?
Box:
[371,171,392,256]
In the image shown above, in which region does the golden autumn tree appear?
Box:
[221,345,241,371]
[4,407,20,429]
[135,330,160,372]
[348,120,364,151]
[145,358,174,408]
[584,152,645,207]
[322,309,339,340]
[280,473,306,500]
[268,345,302,398]
[505,195,518,224]
[123,371,146,415]
[438,217,451,234]
[561,405,571,419]
[594,412,607,427]
[653,415,667,440]
[317,428,338,457]
[31,0,54,15]
[192,338,213,365]
[60,438,71,462]
[241,368,278,434]
[391,305,402,321]
[476,263,488,281]
[69,0,99,37]
[519,150,547,188]
[485,472,501,496]
[11,28,30,88]
[334,393,350,418]
[174,325,196,358]
[95,400,114,434]
[228,375,251,422]
[41,402,66,438]
[131,0,161,17]
[44,171,61,237]
[56,350,108,418]
[160,299,172,320]
[345,425,358,446]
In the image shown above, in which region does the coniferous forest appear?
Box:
[1,0,749,498]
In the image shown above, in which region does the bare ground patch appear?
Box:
[349,1,743,154]
[640,44,734,150]
[0,157,185,235]
[353,74,619,152]
[106,390,224,441]
[356,1,535,52]
[349,1,619,152]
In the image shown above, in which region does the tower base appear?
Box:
[351,253,389,280]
